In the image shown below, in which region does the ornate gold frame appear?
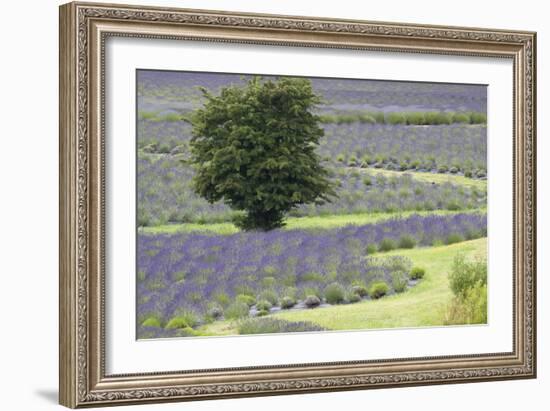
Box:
[59,1,537,408]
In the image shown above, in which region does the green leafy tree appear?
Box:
[188,76,335,230]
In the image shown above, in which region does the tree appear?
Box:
[188,76,335,231]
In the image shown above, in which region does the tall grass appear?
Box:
[444,254,487,325]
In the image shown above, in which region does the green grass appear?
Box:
[140,209,485,235]
[197,238,487,336]
[319,111,487,125]
[142,221,239,235]
[138,110,185,122]
[358,168,487,191]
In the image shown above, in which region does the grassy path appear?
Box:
[352,167,487,191]
[198,238,487,336]
[141,209,486,235]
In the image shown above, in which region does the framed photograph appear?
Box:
[59,2,537,408]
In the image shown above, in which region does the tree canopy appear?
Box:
[188,76,335,230]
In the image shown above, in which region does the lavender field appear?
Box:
[138,71,486,114]
[136,70,488,338]
[138,155,486,226]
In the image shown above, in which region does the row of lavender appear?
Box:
[138,120,486,174]
[137,212,486,338]
[320,123,486,174]
[138,155,486,226]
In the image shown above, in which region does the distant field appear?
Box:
[198,238,487,335]
[137,71,487,115]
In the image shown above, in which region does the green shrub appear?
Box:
[324,282,346,304]
[373,112,386,123]
[404,112,426,125]
[444,283,487,325]
[363,176,373,186]
[368,281,389,299]
[469,112,487,124]
[391,270,408,293]
[258,290,279,306]
[348,155,358,166]
[409,266,426,280]
[283,286,299,300]
[225,301,250,320]
[387,112,407,125]
[382,255,413,273]
[446,201,462,211]
[235,284,256,297]
[236,294,256,307]
[281,296,296,309]
[446,233,464,244]
[256,310,269,317]
[465,228,481,241]
[304,295,321,308]
[261,276,276,288]
[171,310,198,328]
[366,244,378,254]
[452,112,470,123]
[141,317,161,328]
[378,238,396,252]
[449,255,487,299]
[347,292,361,303]
[359,113,377,124]
[301,286,322,299]
[207,304,223,319]
[213,292,231,307]
[165,316,190,330]
[445,255,488,325]
[427,111,452,125]
[351,284,368,297]
[398,234,416,249]
[158,143,172,154]
[255,300,273,312]
[360,156,372,167]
